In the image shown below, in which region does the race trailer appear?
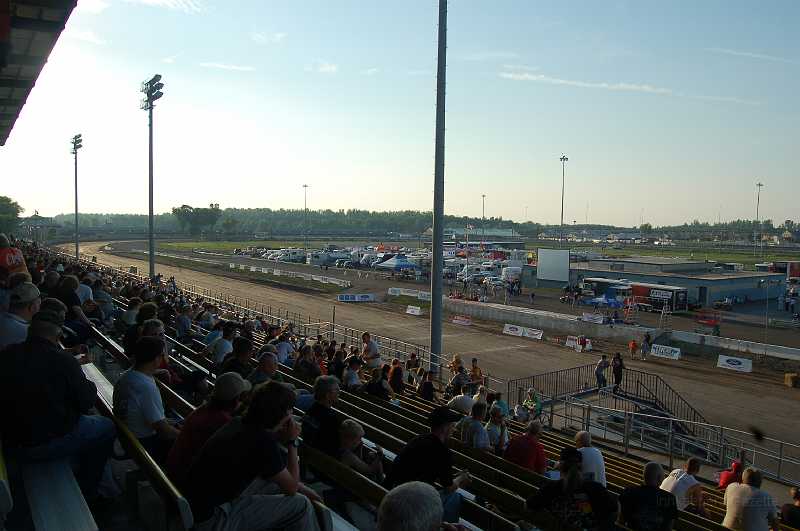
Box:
[629,282,689,312]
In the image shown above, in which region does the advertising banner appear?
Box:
[503,324,524,336]
[452,315,472,326]
[417,291,432,301]
[523,328,544,340]
[387,288,402,296]
[717,355,752,373]
[336,294,376,303]
[565,336,579,349]
[400,288,420,297]
[651,344,681,360]
[581,313,605,324]
[229,263,236,269]
[406,305,423,316]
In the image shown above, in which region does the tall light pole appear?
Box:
[429,0,448,377]
[481,194,486,248]
[70,134,83,260]
[754,182,764,257]
[140,74,164,280]
[559,154,568,248]
[302,184,309,253]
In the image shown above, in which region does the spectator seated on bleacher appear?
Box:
[364,366,394,401]
[328,348,346,382]
[388,359,405,394]
[619,461,678,531]
[515,387,542,422]
[468,357,484,394]
[175,304,199,342]
[384,406,469,523]
[504,420,547,475]
[113,336,180,464]
[718,460,744,490]
[166,372,251,486]
[526,446,617,531]
[446,385,474,415]
[206,322,237,365]
[576,430,607,487]
[0,282,40,350]
[457,402,490,451]
[488,391,510,418]
[122,301,158,353]
[76,273,94,304]
[221,336,254,379]
[0,233,29,279]
[0,306,116,501]
[295,345,322,382]
[92,277,116,325]
[0,270,31,314]
[248,350,284,386]
[722,467,777,531]
[39,270,61,299]
[184,382,322,531]
[302,376,342,457]
[378,481,462,531]
[53,274,94,343]
[203,320,224,345]
[416,369,435,401]
[341,356,363,391]
[782,487,800,529]
[447,365,470,397]
[485,404,509,456]
[274,332,297,365]
[660,457,708,517]
[338,419,384,482]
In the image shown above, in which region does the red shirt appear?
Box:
[0,247,28,276]
[166,404,232,486]
[505,433,547,474]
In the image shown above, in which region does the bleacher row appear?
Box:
[2,251,797,531]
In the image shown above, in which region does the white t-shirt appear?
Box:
[723,483,776,531]
[210,337,233,364]
[113,369,165,439]
[447,394,475,415]
[660,469,699,510]
[363,339,381,368]
[578,446,607,486]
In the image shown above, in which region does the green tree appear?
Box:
[221,217,239,234]
[0,196,23,234]
[170,204,222,235]
[639,222,653,234]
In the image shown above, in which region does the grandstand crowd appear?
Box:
[1,233,799,531]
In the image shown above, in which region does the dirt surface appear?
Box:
[115,240,800,349]
[70,242,800,448]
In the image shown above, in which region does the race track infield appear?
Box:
[67,241,800,446]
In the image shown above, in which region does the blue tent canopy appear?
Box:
[588,296,623,308]
[374,255,420,271]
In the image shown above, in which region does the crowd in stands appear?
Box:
[1,235,799,531]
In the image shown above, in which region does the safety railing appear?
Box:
[552,396,800,486]
[507,363,602,407]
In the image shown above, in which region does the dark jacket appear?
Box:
[0,336,97,447]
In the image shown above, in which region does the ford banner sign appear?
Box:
[717,355,752,373]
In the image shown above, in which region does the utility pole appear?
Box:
[559,154,568,247]
[140,74,164,280]
[755,182,764,257]
[70,134,83,260]
[303,184,309,253]
[429,0,447,378]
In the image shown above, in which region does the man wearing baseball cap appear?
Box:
[0,308,116,501]
[385,406,470,522]
[0,281,41,350]
[167,372,251,485]
[526,446,617,530]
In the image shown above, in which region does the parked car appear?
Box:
[635,302,656,313]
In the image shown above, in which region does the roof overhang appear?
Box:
[0,0,77,146]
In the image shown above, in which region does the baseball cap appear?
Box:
[10,282,40,305]
[213,372,252,401]
[429,406,463,428]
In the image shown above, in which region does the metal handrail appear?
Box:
[553,395,800,485]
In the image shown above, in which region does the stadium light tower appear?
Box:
[140,74,164,280]
[481,194,486,248]
[754,182,764,257]
[429,0,448,378]
[559,153,568,248]
[70,134,83,260]
[303,184,309,252]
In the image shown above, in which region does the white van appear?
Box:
[501,266,522,282]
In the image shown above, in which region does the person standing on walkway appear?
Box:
[612,353,625,394]
[628,338,639,360]
[595,355,610,389]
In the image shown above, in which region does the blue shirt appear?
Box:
[0,312,29,350]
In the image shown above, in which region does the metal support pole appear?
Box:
[668,419,674,469]
[623,412,630,455]
[73,149,79,260]
[148,104,156,279]
[429,0,448,377]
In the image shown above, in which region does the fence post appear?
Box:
[623,412,630,456]
[549,399,554,429]
[668,418,674,470]
[585,404,592,432]
[777,442,784,480]
[331,306,336,341]
[718,426,725,466]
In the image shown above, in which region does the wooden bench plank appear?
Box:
[22,460,97,531]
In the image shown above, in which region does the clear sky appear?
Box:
[0,0,797,227]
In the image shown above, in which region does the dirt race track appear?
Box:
[70,242,800,447]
